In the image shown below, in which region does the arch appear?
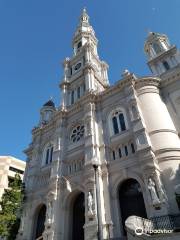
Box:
[63,190,85,240]
[72,192,85,240]
[118,179,147,235]
[111,172,147,200]
[32,204,47,240]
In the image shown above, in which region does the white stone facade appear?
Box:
[17,9,180,240]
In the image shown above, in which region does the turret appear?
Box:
[40,99,56,125]
[144,32,180,75]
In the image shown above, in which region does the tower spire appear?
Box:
[72,8,96,56]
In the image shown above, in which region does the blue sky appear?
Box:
[0,0,180,161]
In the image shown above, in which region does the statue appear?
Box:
[87,191,93,214]
[46,201,53,224]
[148,178,160,206]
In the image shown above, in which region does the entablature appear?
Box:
[147,45,176,64]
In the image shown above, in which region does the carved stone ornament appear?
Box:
[87,191,93,215]
[122,69,130,77]
[47,191,57,201]
[86,121,93,136]
[148,177,161,207]
[46,201,53,226]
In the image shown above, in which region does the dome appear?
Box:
[43,99,55,108]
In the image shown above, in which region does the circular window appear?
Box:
[71,125,85,143]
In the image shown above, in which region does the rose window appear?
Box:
[70,125,85,143]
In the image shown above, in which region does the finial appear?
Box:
[79,7,89,25]
[122,69,130,77]
[146,28,152,35]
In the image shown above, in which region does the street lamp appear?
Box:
[92,163,101,240]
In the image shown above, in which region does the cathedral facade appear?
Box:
[18,9,180,240]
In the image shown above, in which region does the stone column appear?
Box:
[84,102,96,165]
[84,43,91,63]
[101,169,113,239]
[84,68,95,92]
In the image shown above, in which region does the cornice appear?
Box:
[23,144,33,155]
[72,31,98,45]
[32,120,56,136]
[147,46,176,65]
[66,91,97,116]
[134,76,160,89]
[149,129,178,136]
[66,47,86,66]
[160,64,180,88]
[59,80,70,89]
[94,72,109,88]
[97,74,135,100]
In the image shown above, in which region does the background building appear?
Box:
[18,9,180,240]
[0,156,26,200]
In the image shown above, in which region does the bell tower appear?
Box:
[144,32,180,75]
[60,8,109,110]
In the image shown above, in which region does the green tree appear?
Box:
[0,174,24,240]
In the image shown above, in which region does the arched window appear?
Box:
[111,110,127,135]
[153,42,161,54]
[77,86,81,99]
[112,150,116,160]
[43,144,53,165]
[119,148,122,158]
[77,41,82,49]
[83,83,86,93]
[71,90,74,104]
[119,113,126,131]
[45,148,49,164]
[124,146,128,156]
[131,143,135,154]
[112,116,119,134]
[163,61,170,70]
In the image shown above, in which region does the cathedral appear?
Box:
[17,8,180,240]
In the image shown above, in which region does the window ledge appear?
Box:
[40,164,52,171]
[68,139,84,150]
[110,129,130,142]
